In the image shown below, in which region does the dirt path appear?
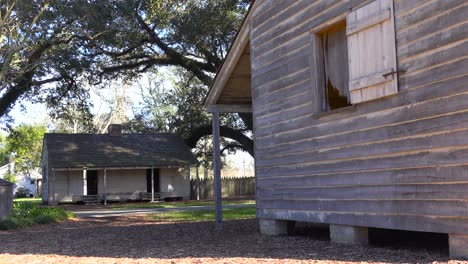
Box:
[0,216,459,263]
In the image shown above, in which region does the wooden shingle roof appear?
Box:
[43,133,199,169]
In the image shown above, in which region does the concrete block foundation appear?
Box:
[259,219,288,236]
[330,224,369,245]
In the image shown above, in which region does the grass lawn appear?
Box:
[149,207,256,222]
[110,199,255,210]
[13,197,42,203]
[0,198,74,230]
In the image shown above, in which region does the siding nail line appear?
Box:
[256,144,468,169]
[396,2,467,33]
[398,20,468,49]
[260,126,468,160]
[255,163,468,179]
[256,84,468,142]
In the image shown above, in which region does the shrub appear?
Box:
[4,200,73,229]
[0,219,17,230]
[33,215,56,224]
[14,187,31,198]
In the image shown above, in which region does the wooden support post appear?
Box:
[151,166,155,202]
[103,168,107,205]
[67,168,70,197]
[212,112,223,230]
[52,168,56,205]
[196,165,200,201]
[83,168,87,196]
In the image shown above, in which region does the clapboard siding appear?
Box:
[255,74,468,142]
[252,0,368,59]
[395,0,466,30]
[397,22,468,60]
[257,165,468,187]
[251,0,468,235]
[256,108,468,157]
[396,3,467,46]
[256,128,468,168]
[258,209,468,235]
[256,88,468,147]
[258,183,468,200]
[257,199,468,217]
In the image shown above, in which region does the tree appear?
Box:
[5,123,46,177]
[1,0,254,154]
[0,0,97,119]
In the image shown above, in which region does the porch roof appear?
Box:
[43,133,199,169]
[204,1,256,109]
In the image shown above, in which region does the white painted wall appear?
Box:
[0,163,42,197]
[160,167,190,199]
[51,167,191,202]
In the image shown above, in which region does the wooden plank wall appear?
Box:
[251,0,468,234]
[0,184,13,219]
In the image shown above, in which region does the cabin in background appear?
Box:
[205,0,468,258]
[0,163,42,197]
[41,124,198,205]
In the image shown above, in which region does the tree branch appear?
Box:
[185,124,253,157]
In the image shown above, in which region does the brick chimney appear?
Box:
[108,124,122,136]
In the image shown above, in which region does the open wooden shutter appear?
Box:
[346,0,398,104]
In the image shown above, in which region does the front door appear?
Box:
[146,168,160,193]
[87,170,98,195]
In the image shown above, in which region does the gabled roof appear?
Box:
[43,133,199,169]
[204,1,256,107]
[0,178,13,186]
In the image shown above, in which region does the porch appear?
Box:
[47,166,191,205]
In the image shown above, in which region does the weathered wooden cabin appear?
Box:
[41,125,198,205]
[205,0,468,257]
[0,179,13,220]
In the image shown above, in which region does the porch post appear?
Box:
[103,168,107,205]
[196,165,200,201]
[83,168,87,195]
[212,111,223,230]
[151,165,155,202]
[52,168,56,205]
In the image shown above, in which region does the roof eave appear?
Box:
[204,1,256,108]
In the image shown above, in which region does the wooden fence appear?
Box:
[190,177,255,200]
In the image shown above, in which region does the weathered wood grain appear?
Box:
[258,209,468,235]
[257,199,468,217]
[249,0,468,237]
[257,164,468,187]
[256,128,468,168]
[257,146,468,177]
[396,4,468,46]
[256,107,468,157]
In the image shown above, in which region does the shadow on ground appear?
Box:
[0,217,451,262]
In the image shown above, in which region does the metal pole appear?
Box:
[212,112,223,230]
[103,168,107,205]
[151,166,155,202]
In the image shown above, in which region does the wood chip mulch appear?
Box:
[0,215,464,263]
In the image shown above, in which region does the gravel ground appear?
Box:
[0,216,464,264]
